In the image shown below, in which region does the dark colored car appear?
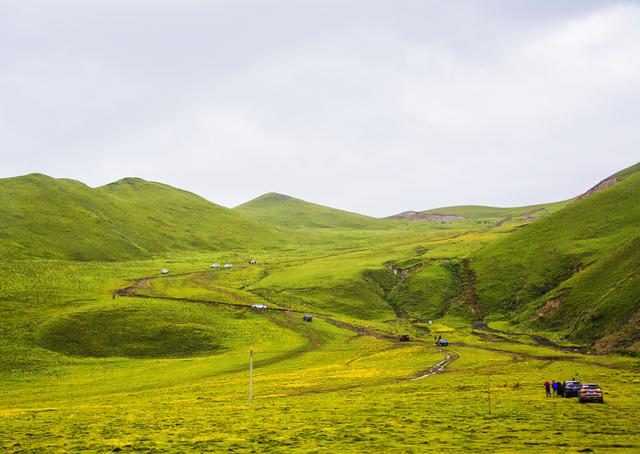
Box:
[562,380,582,398]
[436,339,449,347]
[399,334,410,342]
[578,384,604,403]
[302,315,313,322]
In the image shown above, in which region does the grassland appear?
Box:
[1,166,640,452]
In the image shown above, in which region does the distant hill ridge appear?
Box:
[0,174,282,261]
[387,203,570,226]
[388,211,466,222]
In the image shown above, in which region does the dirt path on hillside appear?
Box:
[116,285,400,344]
[114,273,602,375]
[112,276,459,387]
[271,346,459,399]
[114,275,398,340]
[123,273,626,398]
[115,278,150,296]
[456,341,628,371]
[409,349,460,381]
[471,320,589,354]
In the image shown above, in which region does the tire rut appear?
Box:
[113,279,459,393]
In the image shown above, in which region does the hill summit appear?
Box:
[234,192,390,230]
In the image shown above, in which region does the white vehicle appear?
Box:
[223,263,233,269]
[160,268,169,274]
[211,263,220,269]
[251,304,267,310]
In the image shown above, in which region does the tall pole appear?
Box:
[249,347,253,407]
[488,380,491,415]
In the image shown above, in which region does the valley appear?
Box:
[1,164,640,452]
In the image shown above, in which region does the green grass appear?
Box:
[1,255,638,452]
[1,163,639,451]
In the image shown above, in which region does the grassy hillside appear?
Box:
[234,192,392,229]
[612,161,640,180]
[471,163,640,352]
[0,174,282,261]
[96,178,283,255]
[390,201,569,227]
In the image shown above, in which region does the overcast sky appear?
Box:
[1,0,639,217]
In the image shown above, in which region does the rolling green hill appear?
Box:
[389,201,569,226]
[234,192,392,229]
[470,163,640,352]
[0,174,283,261]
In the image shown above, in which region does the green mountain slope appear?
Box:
[234,192,391,229]
[470,163,640,352]
[0,174,282,261]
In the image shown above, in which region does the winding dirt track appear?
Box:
[410,349,460,381]
[471,320,589,353]
[113,274,460,387]
[114,267,611,389]
[114,271,630,401]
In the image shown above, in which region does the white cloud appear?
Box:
[0,1,638,216]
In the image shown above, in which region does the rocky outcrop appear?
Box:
[389,211,466,222]
[578,177,618,199]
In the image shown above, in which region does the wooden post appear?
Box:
[249,347,253,407]
[487,380,491,415]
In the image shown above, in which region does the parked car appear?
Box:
[211,263,220,269]
[160,268,169,274]
[223,263,233,269]
[399,334,410,342]
[578,384,604,403]
[436,338,449,347]
[302,315,313,322]
[251,304,267,310]
[562,380,582,398]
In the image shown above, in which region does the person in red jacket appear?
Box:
[544,380,551,397]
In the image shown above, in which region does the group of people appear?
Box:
[544,380,564,397]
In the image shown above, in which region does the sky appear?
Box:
[1,0,639,217]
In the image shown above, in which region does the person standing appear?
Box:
[552,380,558,396]
[544,380,551,397]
